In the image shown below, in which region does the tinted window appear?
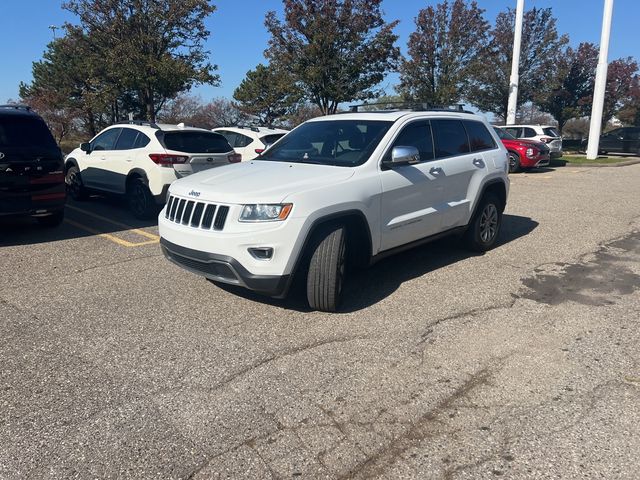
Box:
[432,119,470,158]
[388,121,434,162]
[261,134,286,146]
[503,127,520,138]
[260,120,392,167]
[543,127,560,137]
[494,127,515,140]
[0,116,58,149]
[464,121,497,151]
[523,127,537,138]
[162,131,232,153]
[114,128,139,150]
[91,128,121,151]
[623,128,640,140]
[134,132,150,148]
[216,130,237,146]
[234,134,253,148]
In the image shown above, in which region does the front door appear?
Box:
[81,128,122,190]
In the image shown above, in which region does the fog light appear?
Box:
[248,247,274,260]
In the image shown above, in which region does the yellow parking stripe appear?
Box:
[64,219,159,247]
[66,204,160,240]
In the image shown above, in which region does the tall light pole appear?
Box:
[586,0,615,160]
[506,0,525,125]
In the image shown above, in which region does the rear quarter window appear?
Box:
[261,134,286,145]
[543,127,560,137]
[463,120,497,152]
[162,131,232,153]
[432,119,470,158]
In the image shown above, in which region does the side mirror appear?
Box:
[389,146,420,165]
[80,142,91,153]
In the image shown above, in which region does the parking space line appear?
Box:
[64,219,160,248]
[66,204,160,240]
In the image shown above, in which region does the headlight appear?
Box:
[526,148,535,158]
[239,203,293,222]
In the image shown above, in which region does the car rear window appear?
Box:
[162,131,232,153]
[543,127,560,137]
[0,116,57,149]
[261,134,286,146]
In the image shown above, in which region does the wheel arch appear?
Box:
[475,179,507,215]
[126,168,149,188]
[64,158,79,172]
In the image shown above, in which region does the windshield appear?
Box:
[494,127,515,140]
[259,120,393,166]
[0,116,58,149]
[162,131,232,154]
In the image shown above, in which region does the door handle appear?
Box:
[429,167,444,176]
[473,158,485,168]
[100,156,106,161]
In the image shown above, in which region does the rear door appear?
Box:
[622,128,640,153]
[600,129,623,152]
[111,127,141,193]
[431,119,489,230]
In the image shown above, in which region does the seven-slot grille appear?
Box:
[165,195,230,231]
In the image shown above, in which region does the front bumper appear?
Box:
[161,238,290,297]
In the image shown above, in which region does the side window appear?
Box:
[627,128,640,140]
[523,127,537,138]
[133,132,151,148]
[235,134,253,148]
[504,127,519,138]
[217,130,237,146]
[388,121,434,162]
[463,121,497,152]
[432,119,470,159]
[91,128,121,151]
[114,128,139,150]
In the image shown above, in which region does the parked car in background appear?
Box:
[65,121,239,219]
[502,124,563,158]
[581,126,640,155]
[212,126,289,161]
[494,127,550,173]
[0,104,66,227]
[160,106,509,312]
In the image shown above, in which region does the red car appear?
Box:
[494,127,551,173]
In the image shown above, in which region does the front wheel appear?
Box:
[306,225,347,312]
[464,193,503,252]
[65,165,87,200]
[127,178,156,220]
[508,152,521,173]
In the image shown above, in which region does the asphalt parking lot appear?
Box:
[1,164,639,479]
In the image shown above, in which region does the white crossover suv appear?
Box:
[159,107,510,311]
[502,124,563,158]
[65,121,240,218]
[212,126,289,160]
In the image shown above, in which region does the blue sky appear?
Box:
[1,0,638,103]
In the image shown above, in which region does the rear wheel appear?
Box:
[36,211,64,228]
[508,152,521,173]
[65,165,87,200]
[464,193,502,252]
[306,225,347,312]
[127,177,156,220]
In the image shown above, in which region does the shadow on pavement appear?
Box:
[0,195,160,247]
[216,214,539,313]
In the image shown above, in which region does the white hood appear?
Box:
[169,160,355,204]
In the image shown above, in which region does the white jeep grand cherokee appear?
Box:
[159,108,510,312]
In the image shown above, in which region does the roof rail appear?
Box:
[236,125,262,132]
[347,101,473,114]
[115,120,160,129]
[0,104,33,112]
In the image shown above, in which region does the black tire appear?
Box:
[507,151,521,173]
[127,177,156,220]
[65,165,87,200]
[36,211,64,228]
[464,193,503,252]
[306,224,347,312]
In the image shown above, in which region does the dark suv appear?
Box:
[0,105,66,227]
[589,127,640,155]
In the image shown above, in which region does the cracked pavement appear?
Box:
[1,164,639,479]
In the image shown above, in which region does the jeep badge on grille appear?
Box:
[188,190,201,197]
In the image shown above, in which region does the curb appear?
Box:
[565,159,640,168]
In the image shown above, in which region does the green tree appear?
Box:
[63,0,219,122]
[264,0,400,115]
[397,0,489,105]
[233,64,302,126]
[468,7,568,121]
[537,43,599,133]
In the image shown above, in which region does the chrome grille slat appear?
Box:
[165,195,230,231]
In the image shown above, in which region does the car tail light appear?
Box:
[228,153,242,163]
[254,148,265,155]
[149,153,188,166]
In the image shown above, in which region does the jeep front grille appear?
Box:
[165,195,230,231]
